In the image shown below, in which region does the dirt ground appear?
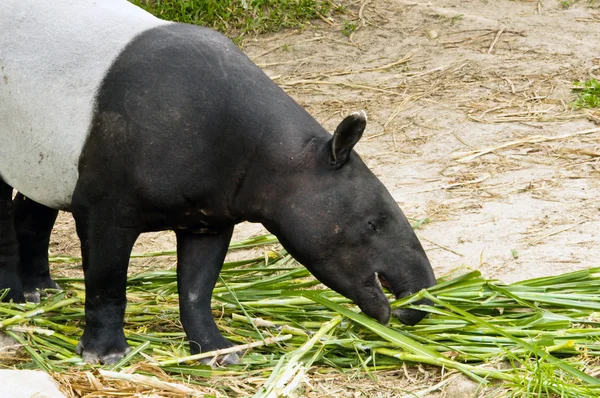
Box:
[47,0,600,396]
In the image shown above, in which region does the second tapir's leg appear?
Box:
[13,193,60,302]
[72,200,140,364]
[0,179,24,302]
[176,226,239,365]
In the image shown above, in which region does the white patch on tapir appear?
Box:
[0,0,170,209]
[188,292,199,303]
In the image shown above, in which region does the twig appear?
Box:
[366,122,412,141]
[454,128,600,163]
[562,148,600,158]
[496,108,554,118]
[281,79,400,95]
[316,11,334,26]
[527,221,587,245]
[98,369,201,396]
[487,29,504,54]
[252,44,285,60]
[467,113,584,124]
[451,130,473,149]
[576,18,600,22]
[445,28,526,37]
[354,54,414,75]
[405,63,468,81]
[256,57,310,68]
[359,0,372,27]
[585,111,600,126]
[158,334,292,366]
[295,53,414,80]
[504,78,516,94]
[401,375,459,398]
[420,237,464,257]
[384,96,414,129]
[408,174,491,194]
[295,35,359,48]
[442,32,495,46]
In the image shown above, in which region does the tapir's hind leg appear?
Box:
[13,193,60,302]
[72,198,140,364]
[176,227,240,365]
[0,180,24,302]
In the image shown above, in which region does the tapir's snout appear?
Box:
[377,273,435,326]
[364,251,437,326]
[350,265,435,327]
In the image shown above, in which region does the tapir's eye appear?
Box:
[368,221,380,232]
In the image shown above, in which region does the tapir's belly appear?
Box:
[0,0,169,209]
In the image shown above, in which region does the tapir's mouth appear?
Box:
[371,272,432,327]
[377,273,393,293]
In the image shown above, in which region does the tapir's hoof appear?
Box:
[80,349,130,365]
[23,290,41,304]
[0,288,25,303]
[201,352,241,367]
[76,339,131,365]
[23,280,61,303]
[0,272,25,303]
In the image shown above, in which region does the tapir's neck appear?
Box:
[230,117,330,225]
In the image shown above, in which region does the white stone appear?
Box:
[0,370,66,398]
[0,331,18,353]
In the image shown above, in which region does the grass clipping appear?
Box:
[1,235,600,396]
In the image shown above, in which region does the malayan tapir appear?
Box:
[0,0,436,365]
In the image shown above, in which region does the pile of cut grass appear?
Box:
[131,0,340,37]
[1,234,600,396]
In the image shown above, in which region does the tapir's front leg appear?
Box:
[72,203,140,364]
[176,227,239,365]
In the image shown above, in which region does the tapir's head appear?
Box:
[248,111,436,326]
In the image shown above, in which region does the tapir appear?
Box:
[0,0,436,364]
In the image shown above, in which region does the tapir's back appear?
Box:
[0,0,169,209]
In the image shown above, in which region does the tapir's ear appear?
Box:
[330,111,367,166]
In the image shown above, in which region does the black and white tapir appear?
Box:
[0,0,436,364]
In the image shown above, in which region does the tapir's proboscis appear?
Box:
[0,0,436,364]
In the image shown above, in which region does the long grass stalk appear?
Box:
[0,297,80,328]
[98,369,202,396]
[158,334,292,366]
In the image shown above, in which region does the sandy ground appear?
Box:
[45,0,600,396]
